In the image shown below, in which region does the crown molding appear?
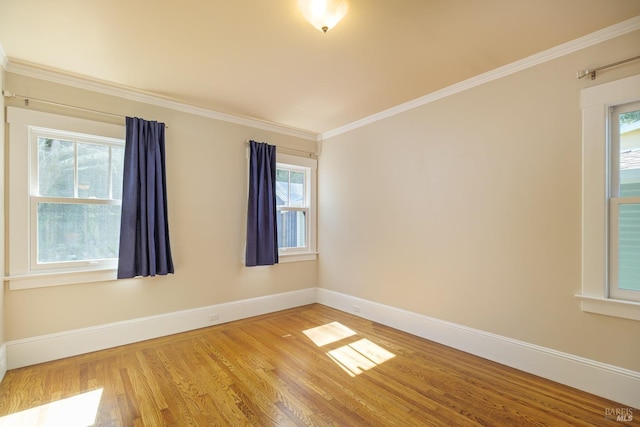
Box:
[3,61,319,141]
[4,15,639,143]
[320,15,640,140]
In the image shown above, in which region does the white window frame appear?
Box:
[29,127,124,272]
[276,153,317,263]
[578,74,640,320]
[6,107,125,290]
[609,102,640,302]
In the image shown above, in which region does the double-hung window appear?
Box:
[580,74,640,320]
[609,102,640,302]
[7,107,125,289]
[275,153,317,262]
[31,129,124,269]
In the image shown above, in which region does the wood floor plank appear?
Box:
[0,304,636,426]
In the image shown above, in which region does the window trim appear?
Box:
[578,74,640,320]
[6,107,125,290]
[275,153,318,263]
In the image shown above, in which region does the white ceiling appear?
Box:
[1,1,640,135]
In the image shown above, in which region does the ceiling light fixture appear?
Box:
[298,0,348,34]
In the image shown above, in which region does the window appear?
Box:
[31,130,124,269]
[7,107,125,289]
[610,102,640,302]
[275,153,317,262]
[580,74,640,320]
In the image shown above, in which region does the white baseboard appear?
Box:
[4,287,638,409]
[6,288,317,370]
[317,288,640,409]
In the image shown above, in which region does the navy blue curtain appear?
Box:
[117,117,174,279]
[246,140,279,266]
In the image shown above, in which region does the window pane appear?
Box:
[37,203,121,263]
[276,169,289,207]
[111,147,124,200]
[619,109,640,197]
[78,143,109,199]
[38,138,75,197]
[277,210,306,248]
[290,171,304,184]
[618,203,640,291]
[290,171,305,207]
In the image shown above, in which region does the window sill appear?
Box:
[575,294,640,321]
[5,269,118,290]
[278,252,318,263]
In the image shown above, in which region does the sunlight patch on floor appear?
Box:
[303,321,357,347]
[303,321,396,377]
[327,338,396,377]
[0,388,103,427]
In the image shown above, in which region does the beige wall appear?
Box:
[3,72,318,340]
[318,30,640,372]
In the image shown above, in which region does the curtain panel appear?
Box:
[117,117,174,279]
[246,140,279,266]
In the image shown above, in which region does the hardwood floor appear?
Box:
[0,304,636,426]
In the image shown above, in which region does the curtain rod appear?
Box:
[577,54,640,80]
[2,90,169,128]
[246,140,317,158]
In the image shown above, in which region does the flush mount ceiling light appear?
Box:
[298,0,348,33]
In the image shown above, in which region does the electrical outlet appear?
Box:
[208,313,220,322]
[352,305,361,313]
